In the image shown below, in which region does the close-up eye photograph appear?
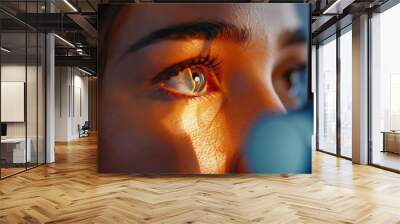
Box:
[1,0,400,223]
[98,3,312,174]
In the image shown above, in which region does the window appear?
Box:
[370,2,400,171]
[316,25,353,159]
[317,36,337,154]
[339,27,352,158]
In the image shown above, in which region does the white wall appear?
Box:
[74,73,89,137]
[55,67,70,141]
[1,65,38,138]
[55,67,89,141]
[1,65,26,140]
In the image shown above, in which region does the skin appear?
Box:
[99,4,306,174]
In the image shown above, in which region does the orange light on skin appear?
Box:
[162,92,233,174]
[158,39,285,174]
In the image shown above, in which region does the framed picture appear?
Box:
[98,3,312,174]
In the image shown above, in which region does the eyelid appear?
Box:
[149,54,222,85]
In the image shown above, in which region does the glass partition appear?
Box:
[0,1,46,179]
[1,31,28,177]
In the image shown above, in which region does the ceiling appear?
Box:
[0,0,392,74]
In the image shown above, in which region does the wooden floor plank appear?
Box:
[0,135,400,223]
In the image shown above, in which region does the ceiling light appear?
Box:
[323,0,342,14]
[78,67,93,76]
[54,34,75,48]
[63,0,78,12]
[1,47,11,53]
[76,48,85,55]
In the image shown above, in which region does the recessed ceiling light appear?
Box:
[54,34,75,48]
[78,67,94,76]
[323,0,342,14]
[63,0,78,12]
[1,47,11,53]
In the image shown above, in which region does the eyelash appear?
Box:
[150,54,222,85]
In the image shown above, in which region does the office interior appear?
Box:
[0,0,400,222]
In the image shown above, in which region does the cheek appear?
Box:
[162,93,235,173]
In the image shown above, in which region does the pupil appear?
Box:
[191,71,205,93]
[193,74,201,82]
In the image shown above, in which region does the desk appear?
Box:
[382,131,400,154]
[1,138,31,163]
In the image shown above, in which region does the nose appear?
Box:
[225,69,285,120]
[221,68,286,171]
[222,68,285,143]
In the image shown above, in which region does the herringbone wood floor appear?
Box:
[1,135,400,224]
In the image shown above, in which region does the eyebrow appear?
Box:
[127,21,251,53]
[278,29,306,49]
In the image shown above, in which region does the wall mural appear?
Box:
[98,3,312,174]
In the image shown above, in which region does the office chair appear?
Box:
[79,121,90,138]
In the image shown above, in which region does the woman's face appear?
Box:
[100,4,307,174]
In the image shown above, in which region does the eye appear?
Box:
[283,65,306,95]
[161,66,208,96]
[154,56,221,97]
[271,43,307,110]
[273,64,307,109]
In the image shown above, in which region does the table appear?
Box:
[1,138,31,164]
[381,131,400,154]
